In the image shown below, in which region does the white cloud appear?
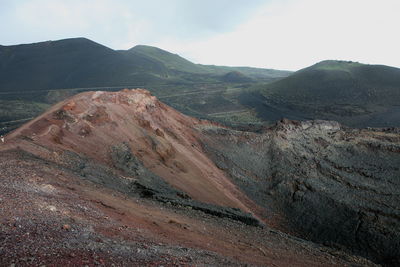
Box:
[154,0,400,70]
[2,0,265,49]
[9,0,149,47]
[1,0,399,70]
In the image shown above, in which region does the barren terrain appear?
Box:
[1,89,398,266]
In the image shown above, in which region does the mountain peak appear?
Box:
[7,89,257,213]
[11,88,187,142]
[1,37,106,49]
[309,60,363,71]
[130,44,174,54]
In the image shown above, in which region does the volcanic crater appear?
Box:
[1,89,399,266]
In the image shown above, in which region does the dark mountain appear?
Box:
[129,45,292,81]
[221,71,253,83]
[0,38,292,134]
[243,60,400,127]
[0,38,169,91]
[263,60,400,105]
[129,45,210,74]
[0,38,290,92]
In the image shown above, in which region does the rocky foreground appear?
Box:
[1,89,398,266]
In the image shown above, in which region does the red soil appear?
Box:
[6,89,263,219]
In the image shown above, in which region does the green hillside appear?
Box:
[243,60,400,127]
[0,38,291,92]
[129,45,209,74]
[0,38,291,133]
[204,65,292,82]
[0,38,171,91]
[129,45,291,82]
[4,38,399,129]
[263,60,400,105]
[221,71,253,83]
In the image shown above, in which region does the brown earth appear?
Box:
[6,89,258,214]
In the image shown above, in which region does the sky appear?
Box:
[0,0,399,70]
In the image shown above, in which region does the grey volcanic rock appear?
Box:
[199,119,400,266]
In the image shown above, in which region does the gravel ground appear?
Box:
[0,148,377,267]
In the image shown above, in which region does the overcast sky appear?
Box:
[0,0,399,70]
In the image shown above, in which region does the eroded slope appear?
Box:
[5,89,262,223]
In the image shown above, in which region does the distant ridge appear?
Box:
[0,37,291,92]
[129,45,210,74]
[263,60,400,105]
[243,60,400,127]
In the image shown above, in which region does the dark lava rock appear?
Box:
[199,120,400,266]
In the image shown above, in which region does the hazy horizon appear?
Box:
[1,0,399,71]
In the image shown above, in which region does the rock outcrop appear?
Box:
[199,119,400,265]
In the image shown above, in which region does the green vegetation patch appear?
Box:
[0,100,50,122]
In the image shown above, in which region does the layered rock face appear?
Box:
[200,119,400,265]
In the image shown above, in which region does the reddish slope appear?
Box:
[5,89,260,217]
